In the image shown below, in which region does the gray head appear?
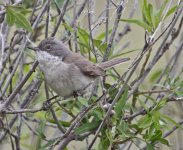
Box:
[38,37,70,58]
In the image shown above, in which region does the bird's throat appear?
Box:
[36,50,62,62]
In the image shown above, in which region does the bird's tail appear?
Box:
[98,58,130,70]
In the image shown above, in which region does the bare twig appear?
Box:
[51,0,70,37]
[103,0,125,61]
[0,61,38,112]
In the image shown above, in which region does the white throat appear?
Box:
[36,51,62,62]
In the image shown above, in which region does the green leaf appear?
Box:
[78,27,89,45]
[96,29,112,40]
[146,3,153,26]
[77,27,90,54]
[157,0,169,18]
[129,124,141,130]
[141,0,151,25]
[78,97,88,106]
[117,120,129,135]
[153,13,161,29]
[137,98,148,110]
[93,39,107,53]
[6,7,15,26]
[6,5,32,32]
[149,69,162,83]
[90,107,104,120]
[98,128,111,150]
[120,19,152,32]
[158,138,170,146]
[153,0,168,28]
[8,5,32,14]
[36,121,46,139]
[147,143,155,150]
[138,115,152,129]
[48,119,71,127]
[15,12,32,32]
[160,113,181,128]
[105,70,118,80]
[114,87,128,119]
[151,99,167,112]
[63,22,74,32]
[142,2,153,26]
[150,130,162,142]
[165,5,177,19]
[75,121,100,135]
[39,139,57,150]
[148,122,157,136]
[143,0,147,8]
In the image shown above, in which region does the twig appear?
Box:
[22,117,48,141]
[51,0,70,37]
[87,0,97,60]
[0,61,38,112]
[73,0,78,52]
[0,80,42,142]
[52,94,105,148]
[50,107,66,133]
[115,0,137,43]
[3,108,43,114]
[149,0,173,42]
[128,4,183,99]
[103,0,125,62]
[136,89,172,95]
[71,0,87,27]
[23,116,57,128]
[45,0,51,38]
[163,119,183,138]
[141,118,183,149]
[105,0,110,43]
[0,0,23,15]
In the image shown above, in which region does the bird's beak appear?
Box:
[27,46,40,51]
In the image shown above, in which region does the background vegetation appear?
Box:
[0,0,182,149]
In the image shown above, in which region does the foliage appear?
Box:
[0,0,182,150]
[6,5,32,32]
[120,0,177,33]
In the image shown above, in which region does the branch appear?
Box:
[102,0,125,61]
[0,61,38,112]
[51,0,70,37]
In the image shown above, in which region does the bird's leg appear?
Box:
[42,100,51,111]
[74,82,94,98]
[73,91,80,98]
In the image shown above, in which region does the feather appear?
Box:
[98,58,130,70]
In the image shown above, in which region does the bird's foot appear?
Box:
[73,91,82,98]
[42,101,51,111]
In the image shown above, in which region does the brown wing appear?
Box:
[63,52,105,77]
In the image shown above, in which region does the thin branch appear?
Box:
[3,108,43,114]
[52,94,105,148]
[103,0,125,61]
[128,5,183,99]
[0,61,38,112]
[0,80,42,142]
[87,0,97,60]
[163,120,183,138]
[136,89,172,95]
[51,0,70,37]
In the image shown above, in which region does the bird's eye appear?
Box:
[45,44,51,51]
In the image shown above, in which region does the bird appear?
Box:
[35,37,129,98]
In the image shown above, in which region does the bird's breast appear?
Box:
[37,57,94,97]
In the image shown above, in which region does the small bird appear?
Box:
[36,37,129,98]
